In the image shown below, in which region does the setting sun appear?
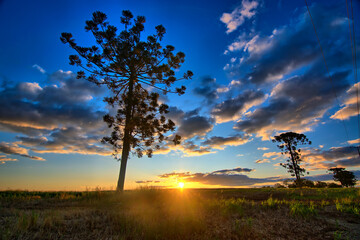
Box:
[178,182,185,188]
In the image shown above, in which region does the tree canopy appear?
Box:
[329,167,357,187]
[61,10,193,191]
[272,132,311,184]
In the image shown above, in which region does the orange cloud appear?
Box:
[0,155,18,164]
[0,142,45,161]
[331,83,359,120]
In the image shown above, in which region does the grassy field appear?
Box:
[0,188,359,239]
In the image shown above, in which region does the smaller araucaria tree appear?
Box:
[272,132,311,183]
[328,167,357,187]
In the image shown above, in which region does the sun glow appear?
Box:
[178,182,185,188]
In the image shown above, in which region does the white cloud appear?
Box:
[220,0,259,34]
[226,33,275,58]
[217,87,230,93]
[230,80,241,86]
[228,39,247,52]
[240,0,259,18]
[19,82,42,95]
[32,64,46,74]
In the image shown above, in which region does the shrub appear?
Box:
[327,183,342,188]
[301,179,315,188]
[315,181,328,188]
[274,183,286,188]
[287,179,315,188]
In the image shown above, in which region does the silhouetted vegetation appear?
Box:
[280,179,357,189]
[327,182,343,188]
[274,183,286,188]
[287,179,315,188]
[273,132,311,183]
[329,167,357,187]
[315,181,328,188]
[61,11,192,191]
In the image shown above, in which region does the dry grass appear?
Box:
[0,188,359,239]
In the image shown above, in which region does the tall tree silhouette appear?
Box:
[61,11,192,191]
[329,167,357,187]
[272,132,311,183]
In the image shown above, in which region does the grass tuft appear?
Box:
[289,201,317,218]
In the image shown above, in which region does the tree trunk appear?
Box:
[116,77,135,192]
[288,143,300,182]
[117,129,131,191]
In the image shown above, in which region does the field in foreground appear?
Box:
[0,188,359,240]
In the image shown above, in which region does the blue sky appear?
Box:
[0,0,359,190]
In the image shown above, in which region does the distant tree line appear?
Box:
[274,179,344,189]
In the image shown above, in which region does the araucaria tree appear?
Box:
[329,167,357,187]
[61,11,193,191]
[272,132,311,183]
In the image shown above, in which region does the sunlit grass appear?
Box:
[289,201,317,218]
[1,188,359,239]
